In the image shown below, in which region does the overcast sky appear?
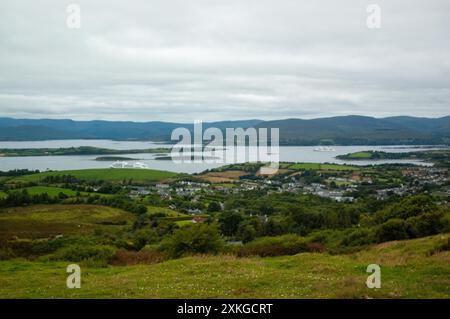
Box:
[0,0,449,122]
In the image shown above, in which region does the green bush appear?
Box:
[375,195,437,223]
[406,212,446,238]
[341,228,376,247]
[237,223,257,243]
[235,234,323,257]
[161,223,224,258]
[441,213,450,233]
[132,228,159,250]
[306,229,343,246]
[2,238,64,259]
[51,244,116,265]
[375,219,409,242]
[0,248,15,260]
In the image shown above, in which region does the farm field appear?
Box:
[199,170,247,183]
[12,168,178,183]
[0,235,448,298]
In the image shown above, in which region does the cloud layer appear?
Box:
[0,0,449,122]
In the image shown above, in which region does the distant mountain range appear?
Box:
[0,116,449,145]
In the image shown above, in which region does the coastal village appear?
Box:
[124,164,450,221]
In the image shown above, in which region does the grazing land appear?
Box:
[11,168,177,183]
[0,205,135,241]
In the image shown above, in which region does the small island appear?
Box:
[0,146,171,157]
[94,156,140,161]
[336,149,450,167]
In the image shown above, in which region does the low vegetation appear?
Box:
[0,235,448,298]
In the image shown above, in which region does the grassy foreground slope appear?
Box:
[12,168,177,183]
[0,235,448,298]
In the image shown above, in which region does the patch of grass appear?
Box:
[146,206,186,217]
[0,205,135,241]
[12,168,177,183]
[0,235,448,298]
[175,220,194,227]
[17,186,85,197]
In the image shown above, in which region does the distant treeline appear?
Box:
[0,169,40,176]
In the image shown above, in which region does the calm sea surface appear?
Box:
[0,140,441,173]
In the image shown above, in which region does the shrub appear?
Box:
[207,201,221,212]
[51,244,116,265]
[161,223,224,258]
[0,248,15,260]
[110,249,167,265]
[235,234,318,257]
[237,223,257,243]
[375,219,409,242]
[2,238,64,259]
[441,213,450,233]
[341,228,376,247]
[406,212,445,238]
[219,212,243,236]
[132,229,159,250]
[375,195,437,223]
[306,229,344,246]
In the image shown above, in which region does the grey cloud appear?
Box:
[0,0,449,121]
